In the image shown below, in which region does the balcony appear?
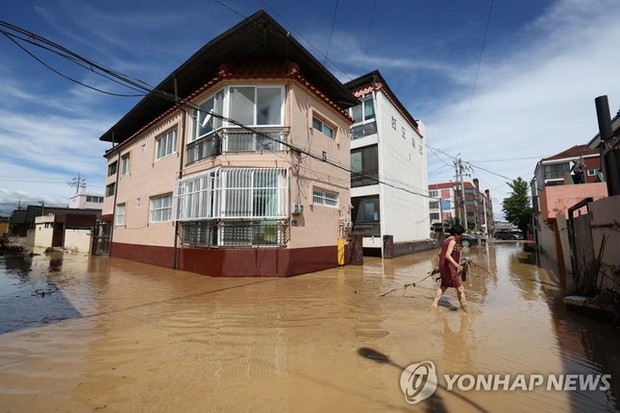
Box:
[351,222,381,237]
[187,127,289,164]
[351,121,377,140]
[351,170,379,188]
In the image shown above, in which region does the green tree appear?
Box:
[502,177,532,234]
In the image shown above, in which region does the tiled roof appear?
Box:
[541,145,599,161]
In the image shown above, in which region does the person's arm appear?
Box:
[445,239,463,272]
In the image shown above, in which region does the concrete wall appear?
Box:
[31,215,54,248]
[64,229,92,253]
[540,182,608,221]
[589,195,620,290]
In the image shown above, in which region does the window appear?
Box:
[86,195,103,203]
[429,201,439,209]
[587,169,597,176]
[350,97,375,123]
[175,167,288,221]
[194,89,224,141]
[312,188,338,207]
[229,86,282,126]
[351,145,378,173]
[106,183,115,197]
[429,190,438,198]
[430,213,440,220]
[150,194,173,222]
[352,196,380,222]
[121,154,130,175]
[107,161,117,176]
[312,116,334,138]
[156,129,177,160]
[115,203,126,226]
[544,163,570,180]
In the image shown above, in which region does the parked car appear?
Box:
[459,233,478,248]
[494,230,524,240]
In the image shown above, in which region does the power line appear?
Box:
[362,0,377,71]
[459,0,494,153]
[323,0,340,65]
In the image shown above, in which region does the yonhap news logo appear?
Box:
[399,361,611,405]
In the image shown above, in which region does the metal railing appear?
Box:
[351,121,377,140]
[186,127,288,164]
[182,220,288,247]
[351,170,379,188]
[350,222,381,237]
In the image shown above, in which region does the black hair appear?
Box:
[449,225,465,236]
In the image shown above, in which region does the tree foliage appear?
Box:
[502,177,532,234]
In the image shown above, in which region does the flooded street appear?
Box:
[0,243,619,412]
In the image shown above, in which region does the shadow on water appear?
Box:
[529,248,620,412]
[0,252,81,334]
[357,347,489,413]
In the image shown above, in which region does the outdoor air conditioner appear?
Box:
[292,204,304,215]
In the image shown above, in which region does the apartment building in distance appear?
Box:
[345,71,430,256]
[99,11,358,276]
[428,179,493,232]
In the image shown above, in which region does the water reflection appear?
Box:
[0,252,81,334]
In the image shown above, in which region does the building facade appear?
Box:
[99,12,358,277]
[345,71,430,256]
[428,179,493,232]
[69,186,104,210]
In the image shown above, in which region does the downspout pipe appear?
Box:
[110,131,121,256]
[173,76,187,270]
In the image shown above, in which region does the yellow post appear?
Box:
[337,237,345,266]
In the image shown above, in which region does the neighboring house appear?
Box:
[428,179,493,232]
[344,71,430,257]
[9,205,100,237]
[532,145,602,193]
[69,186,104,210]
[28,213,98,252]
[98,11,358,277]
[530,145,608,272]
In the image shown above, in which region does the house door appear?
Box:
[52,223,64,247]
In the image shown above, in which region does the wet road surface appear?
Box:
[0,243,618,412]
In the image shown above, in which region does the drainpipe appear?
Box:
[110,131,121,255]
[595,95,620,196]
[173,76,187,270]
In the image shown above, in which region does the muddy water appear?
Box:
[0,243,618,412]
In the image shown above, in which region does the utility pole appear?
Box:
[68,173,86,194]
[454,157,467,228]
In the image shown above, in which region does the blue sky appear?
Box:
[1,0,619,218]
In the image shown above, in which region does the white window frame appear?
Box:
[115,203,126,226]
[312,187,338,208]
[350,96,376,124]
[587,169,597,177]
[150,194,173,223]
[193,89,225,142]
[156,129,178,160]
[227,85,284,127]
[174,167,289,221]
[312,116,334,138]
[121,153,130,175]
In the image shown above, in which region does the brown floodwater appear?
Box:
[0,242,618,412]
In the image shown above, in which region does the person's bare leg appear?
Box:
[432,287,446,308]
[457,286,468,312]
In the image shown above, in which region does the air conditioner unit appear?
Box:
[292,204,304,215]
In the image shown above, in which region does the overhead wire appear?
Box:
[458,0,494,153]
[323,0,340,65]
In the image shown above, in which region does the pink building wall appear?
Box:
[540,182,608,221]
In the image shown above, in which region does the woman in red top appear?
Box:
[431,225,468,311]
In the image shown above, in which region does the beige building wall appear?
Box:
[105,114,181,247]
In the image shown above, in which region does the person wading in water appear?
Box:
[432,225,468,311]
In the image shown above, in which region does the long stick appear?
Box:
[380,268,440,297]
